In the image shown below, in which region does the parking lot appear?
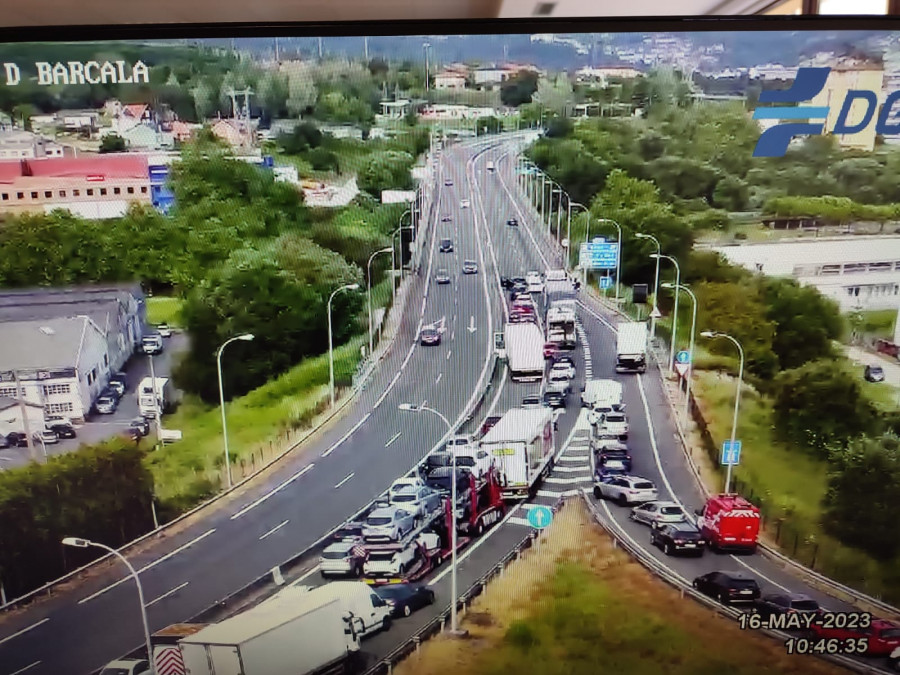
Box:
[0,332,187,470]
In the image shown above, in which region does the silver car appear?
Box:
[630,501,687,527]
[363,506,417,542]
[390,485,442,519]
[593,475,658,505]
[599,411,629,439]
[319,539,365,577]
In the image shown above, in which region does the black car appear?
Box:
[441,215,452,222]
[865,364,886,383]
[553,355,575,369]
[500,276,513,289]
[0,434,9,450]
[507,217,519,226]
[422,451,453,477]
[435,269,451,285]
[593,442,632,471]
[754,593,822,620]
[420,327,441,346]
[424,465,472,494]
[374,584,436,617]
[650,522,706,556]
[521,395,542,408]
[48,422,77,439]
[6,432,28,448]
[509,284,528,300]
[543,390,566,409]
[692,571,761,605]
[129,417,151,437]
[439,238,454,252]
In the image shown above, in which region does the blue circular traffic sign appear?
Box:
[527,505,553,529]
[676,350,690,364]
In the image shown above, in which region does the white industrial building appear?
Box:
[710,237,900,312]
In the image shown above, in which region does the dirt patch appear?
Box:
[395,499,845,675]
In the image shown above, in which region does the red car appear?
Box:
[543,342,559,359]
[809,618,900,656]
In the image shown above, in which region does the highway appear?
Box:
[1,135,896,675]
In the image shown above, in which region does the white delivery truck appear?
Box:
[504,322,544,382]
[480,408,554,500]
[137,377,174,418]
[615,321,648,373]
[177,586,371,675]
[546,304,576,349]
[581,379,623,409]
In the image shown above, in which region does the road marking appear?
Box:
[259,519,290,540]
[508,516,532,527]
[334,473,355,489]
[0,619,49,646]
[536,488,582,498]
[435,372,443,384]
[230,466,315,520]
[385,431,402,447]
[544,476,590,485]
[146,581,189,607]
[8,661,40,675]
[322,413,372,458]
[446,350,452,360]
[78,529,217,604]
[553,465,589,473]
[294,565,321,584]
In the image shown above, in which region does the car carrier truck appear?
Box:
[479,408,554,500]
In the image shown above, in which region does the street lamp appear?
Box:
[328,283,360,407]
[635,233,661,337]
[398,403,463,636]
[62,537,155,675]
[662,282,697,427]
[217,333,254,489]
[391,223,414,298]
[651,253,681,373]
[568,202,590,272]
[701,331,744,494]
[367,247,393,357]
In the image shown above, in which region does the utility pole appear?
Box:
[13,369,38,462]
[318,37,323,60]
[274,37,280,63]
[364,36,369,61]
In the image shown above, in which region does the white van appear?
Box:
[280,582,392,638]
[581,379,623,409]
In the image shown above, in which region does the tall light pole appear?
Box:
[635,232,661,337]
[62,537,155,675]
[367,247,393,357]
[392,222,414,297]
[549,186,562,238]
[701,331,744,494]
[398,403,463,636]
[217,333,255,489]
[652,253,681,373]
[328,283,360,407]
[423,43,432,93]
[663,282,697,426]
[569,202,590,273]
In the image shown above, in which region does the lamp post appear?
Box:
[328,283,360,407]
[367,247,393,357]
[549,186,562,238]
[62,537,155,675]
[398,403,463,636]
[663,282,697,427]
[593,218,622,305]
[651,253,681,373]
[392,223,414,297]
[569,202,590,273]
[635,232,661,337]
[423,43,431,93]
[217,333,255,489]
[701,331,744,494]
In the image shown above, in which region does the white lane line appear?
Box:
[508,517,532,527]
[146,581,189,607]
[553,465,589,473]
[294,564,321,584]
[321,412,372,458]
[8,661,41,675]
[557,455,589,463]
[259,520,290,540]
[545,476,591,485]
[428,503,524,586]
[0,619,49,647]
[230,466,315,521]
[334,473,355,489]
[385,431,402,447]
[435,372,443,384]
[78,528,217,605]
[446,350,452,360]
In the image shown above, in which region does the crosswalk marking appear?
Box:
[544,476,591,485]
[556,455,588,463]
[537,488,584,498]
[508,517,533,527]
[553,465,589,473]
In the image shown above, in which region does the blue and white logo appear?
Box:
[527,505,553,529]
[676,350,690,364]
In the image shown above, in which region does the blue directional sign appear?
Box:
[579,241,619,271]
[676,350,690,364]
[599,276,613,290]
[527,505,554,529]
[721,440,742,466]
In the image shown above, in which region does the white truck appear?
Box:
[504,322,544,382]
[615,321,648,373]
[486,160,495,172]
[177,584,381,675]
[480,408,554,500]
[543,272,578,349]
[582,379,624,410]
[137,377,174,418]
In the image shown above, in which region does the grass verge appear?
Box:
[395,500,844,675]
[145,296,183,326]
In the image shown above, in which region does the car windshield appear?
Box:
[321,549,350,559]
[392,494,416,502]
[870,367,884,374]
[661,506,683,515]
[366,517,392,526]
[98,397,114,405]
[633,481,654,489]
[456,457,475,466]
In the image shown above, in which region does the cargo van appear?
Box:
[581,379,623,409]
[273,582,392,638]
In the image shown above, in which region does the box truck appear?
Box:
[480,408,554,500]
[504,322,544,382]
[615,322,648,373]
[137,377,174,418]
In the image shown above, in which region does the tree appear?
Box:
[256,71,289,122]
[367,57,389,78]
[286,67,318,117]
[824,434,900,560]
[683,250,752,285]
[642,156,721,202]
[772,360,880,456]
[544,117,573,139]
[357,150,414,198]
[534,75,574,117]
[475,116,503,136]
[99,134,127,153]
[760,278,842,371]
[712,175,750,211]
[500,71,539,107]
[277,121,324,154]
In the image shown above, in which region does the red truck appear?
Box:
[456,467,505,536]
[695,494,761,552]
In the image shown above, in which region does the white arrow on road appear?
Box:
[467,316,477,333]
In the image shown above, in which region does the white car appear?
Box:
[587,402,618,427]
[100,660,150,675]
[320,539,365,577]
[390,485,442,519]
[445,434,472,452]
[599,411,629,439]
[460,199,470,208]
[525,271,544,293]
[363,506,417,542]
[156,323,172,338]
[452,447,494,479]
[389,476,425,502]
[549,362,575,381]
[630,501,687,526]
[546,371,571,395]
[593,475,658,505]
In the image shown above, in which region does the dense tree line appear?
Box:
[0,440,155,598]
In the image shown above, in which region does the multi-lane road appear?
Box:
[0,136,895,675]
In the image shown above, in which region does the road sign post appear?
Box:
[721,440,741,466]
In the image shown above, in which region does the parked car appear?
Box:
[692,571,761,605]
[810,618,900,656]
[108,372,127,392]
[434,269,451,285]
[462,260,478,274]
[754,593,822,621]
[506,217,519,226]
[390,485,442,519]
[48,422,77,439]
[630,501,687,526]
[129,417,150,437]
[651,522,706,556]
[156,323,172,338]
[106,379,126,397]
[320,539,366,577]
[374,584,436,618]
[593,475,657,505]
[362,506,417,542]
[0,435,9,450]
[439,238,454,253]
[420,327,441,346]
[865,364,886,382]
[5,432,27,448]
[94,393,119,415]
